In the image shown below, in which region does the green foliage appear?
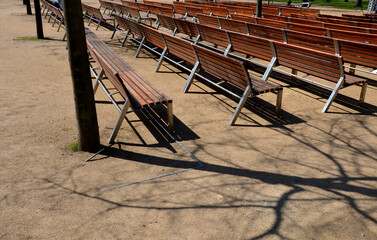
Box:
[270,0,368,10]
[63,141,79,152]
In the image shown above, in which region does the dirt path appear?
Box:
[0,1,376,239]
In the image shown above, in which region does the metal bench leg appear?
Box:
[134,37,146,58]
[155,47,168,72]
[275,89,283,116]
[88,14,94,26]
[92,68,104,94]
[262,57,277,81]
[183,61,200,93]
[359,82,368,104]
[229,85,251,126]
[111,23,119,39]
[96,17,103,30]
[52,15,57,27]
[57,20,63,32]
[121,30,130,47]
[322,77,345,113]
[167,102,174,133]
[349,63,356,75]
[108,100,131,144]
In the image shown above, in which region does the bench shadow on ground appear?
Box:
[72,115,377,239]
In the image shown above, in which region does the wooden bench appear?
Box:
[197,14,221,28]
[210,6,229,18]
[156,14,177,33]
[187,44,283,126]
[112,15,131,46]
[185,6,203,20]
[269,41,368,112]
[135,24,166,58]
[173,18,200,40]
[82,3,114,30]
[98,0,115,16]
[219,18,248,34]
[234,6,254,17]
[85,28,173,143]
[173,4,187,18]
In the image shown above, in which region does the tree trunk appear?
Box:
[25,0,32,15]
[34,0,44,39]
[62,0,100,152]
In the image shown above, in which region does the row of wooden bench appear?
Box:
[82,2,114,30]
[111,16,368,117]
[261,14,377,33]
[40,0,65,37]
[155,13,377,79]
[199,13,377,45]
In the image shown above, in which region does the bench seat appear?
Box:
[85,28,173,143]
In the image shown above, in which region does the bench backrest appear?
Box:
[156,14,176,31]
[147,5,161,14]
[197,24,230,48]
[160,33,197,66]
[210,6,229,18]
[192,44,249,90]
[284,30,334,54]
[256,18,287,29]
[289,17,324,27]
[127,6,141,21]
[329,29,377,45]
[159,7,174,17]
[234,7,254,17]
[140,24,166,49]
[137,3,149,13]
[219,18,248,34]
[197,14,220,28]
[173,4,187,15]
[124,18,143,38]
[185,6,203,18]
[324,22,368,33]
[174,18,199,38]
[337,39,377,69]
[273,42,343,83]
[288,23,328,36]
[279,7,301,16]
[247,23,284,41]
[300,8,320,17]
[114,15,129,32]
[227,31,273,62]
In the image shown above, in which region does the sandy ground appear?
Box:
[0,0,376,239]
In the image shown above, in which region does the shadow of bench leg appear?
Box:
[108,100,131,144]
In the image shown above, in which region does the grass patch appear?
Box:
[63,141,79,152]
[13,36,52,41]
[269,0,368,10]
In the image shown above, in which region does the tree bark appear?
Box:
[62,0,100,151]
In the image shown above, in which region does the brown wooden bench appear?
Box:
[197,14,221,28]
[269,41,368,112]
[188,44,283,125]
[185,6,203,20]
[82,3,114,30]
[173,3,187,18]
[112,15,130,46]
[210,6,229,18]
[98,0,115,16]
[156,14,177,34]
[218,18,248,34]
[85,28,173,143]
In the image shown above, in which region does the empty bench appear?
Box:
[85,28,173,143]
